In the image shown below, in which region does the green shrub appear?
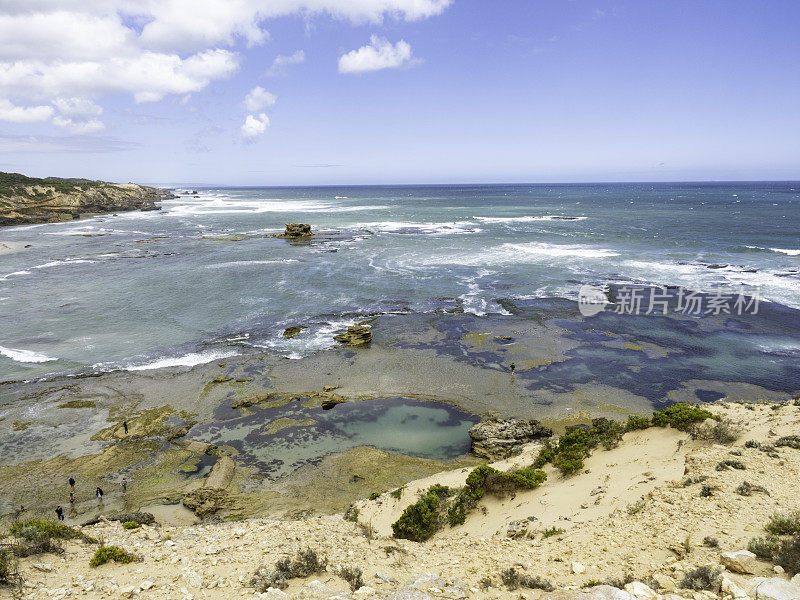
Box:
[392,488,442,542]
[501,568,554,592]
[625,415,650,431]
[0,545,19,585]
[749,536,781,559]
[10,520,96,543]
[541,527,564,539]
[776,435,800,450]
[338,565,364,591]
[447,501,467,527]
[716,458,745,471]
[465,465,498,500]
[765,511,800,535]
[89,545,137,567]
[680,566,722,590]
[250,548,328,592]
[509,467,547,489]
[368,492,381,500]
[773,535,800,576]
[694,419,741,444]
[389,487,404,500]
[122,521,139,530]
[651,403,716,431]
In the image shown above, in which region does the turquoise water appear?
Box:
[0,182,799,381]
[187,397,479,478]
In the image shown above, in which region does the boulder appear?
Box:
[721,550,758,574]
[32,563,53,573]
[624,583,658,600]
[541,585,636,600]
[334,325,372,347]
[182,440,217,455]
[283,223,313,237]
[82,511,155,527]
[405,574,447,590]
[721,575,749,599]
[261,588,290,600]
[652,574,677,592]
[751,578,800,600]
[204,455,235,490]
[468,417,553,460]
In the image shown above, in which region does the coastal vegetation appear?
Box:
[89,545,137,567]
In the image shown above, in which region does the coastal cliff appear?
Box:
[0,172,171,226]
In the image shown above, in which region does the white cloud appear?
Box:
[338,35,417,74]
[244,86,277,111]
[52,115,106,134]
[0,98,54,123]
[266,50,305,76]
[240,113,269,139]
[0,1,450,130]
[52,97,103,117]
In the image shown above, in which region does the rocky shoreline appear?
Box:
[3,400,799,600]
[0,172,174,226]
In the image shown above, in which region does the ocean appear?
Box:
[1,182,799,383]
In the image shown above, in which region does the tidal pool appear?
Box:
[187,397,479,479]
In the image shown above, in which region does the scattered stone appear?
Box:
[468,417,553,460]
[385,591,434,600]
[118,585,136,598]
[354,587,377,598]
[261,588,290,600]
[32,563,53,572]
[721,575,749,599]
[571,562,586,575]
[721,550,758,574]
[140,581,154,591]
[507,519,530,539]
[334,324,373,346]
[652,574,677,592]
[542,585,636,600]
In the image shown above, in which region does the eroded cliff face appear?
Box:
[0,173,172,226]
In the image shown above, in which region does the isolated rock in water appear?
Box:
[541,585,635,600]
[283,325,307,338]
[468,417,553,459]
[183,440,217,454]
[751,578,800,600]
[283,223,313,237]
[334,324,373,346]
[204,455,235,490]
[720,549,758,574]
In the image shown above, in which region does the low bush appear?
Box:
[773,535,800,576]
[776,435,800,450]
[250,548,328,592]
[10,520,96,543]
[749,536,781,560]
[541,527,564,539]
[745,440,761,448]
[0,545,20,585]
[625,415,650,431]
[122,521,139,530]
[735,481,770,496]
[89,545,137,567]
[368,492,381,500]
[699,483,714,497]
[500,568,554,592]
[391,488,443,542]
[651,403,716,431]
[703,536,719,548]
[694,419,741,444]
[389,487,404,500]
[716,458,745,471]
[680,566,722,591]
[765,511,800,536]
[338,565,364,591]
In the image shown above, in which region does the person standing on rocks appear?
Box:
[121,477,128,494]
[96,487,104,505]
[68,476,75,490]
[123,421,128,435]
[55,506,64,521]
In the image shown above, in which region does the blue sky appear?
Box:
[0,0,798,185]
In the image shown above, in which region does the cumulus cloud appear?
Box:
[338,35,417,74]
[266,50,305,76]
[0,98,54,123]
[244,86,277,111]
[240,113,270,139]
[0,1,450,130]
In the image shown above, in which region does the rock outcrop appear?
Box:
[0,171,172,226]
[468,416,553,459]
[284,325,308,338]
[281,223,313,237]
[334,325,373,347]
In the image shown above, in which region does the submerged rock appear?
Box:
[468,416,553,460]
[283,325,308,338]
[334,325,373,347]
